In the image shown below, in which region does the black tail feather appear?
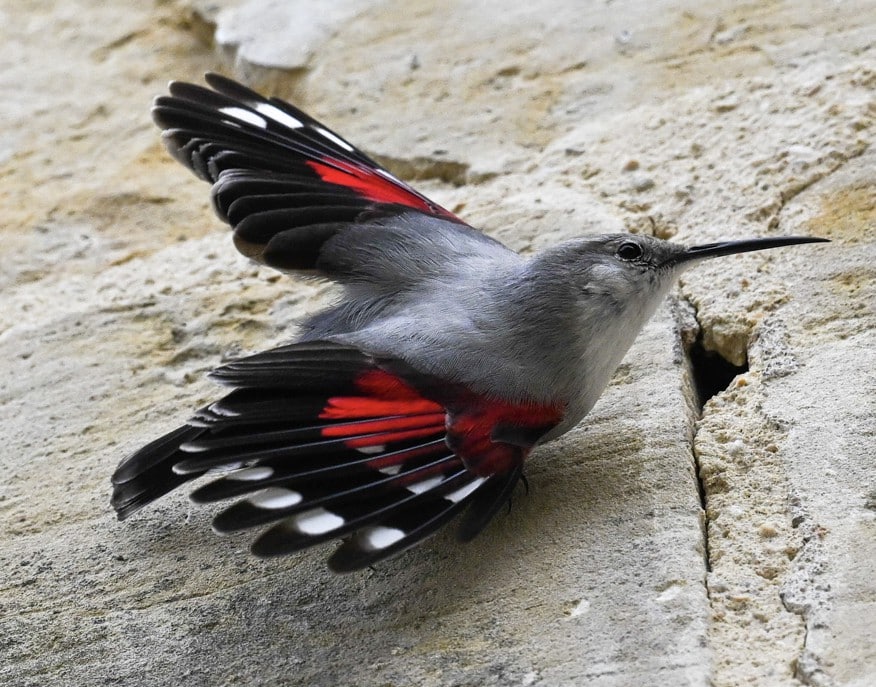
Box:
[456,464,524,542]
[111,425,205,520]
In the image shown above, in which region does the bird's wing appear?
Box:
[152,73,505,276]
[112,342,563,572]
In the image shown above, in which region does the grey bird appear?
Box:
[112,74,827,572]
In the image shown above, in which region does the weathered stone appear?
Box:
[1,1,873,686]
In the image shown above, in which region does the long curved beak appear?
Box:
[671,235,829,267]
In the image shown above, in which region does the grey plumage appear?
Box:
[111,74,828,572]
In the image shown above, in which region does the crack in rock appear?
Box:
[780,495,834,687]
[673,296,714,576]
[674,292,824,685]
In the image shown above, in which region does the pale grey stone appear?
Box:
[1,1,873,686]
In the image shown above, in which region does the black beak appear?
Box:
[672,235,829,266]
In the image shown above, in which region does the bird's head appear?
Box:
[533,232,828,321]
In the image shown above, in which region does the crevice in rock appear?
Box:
[673,298,715,577]
[687,333,748,413]
[693,447,712,576]
[674,298,750,577]
[678,294,823,683]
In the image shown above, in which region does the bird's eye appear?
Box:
[616,241,643,261]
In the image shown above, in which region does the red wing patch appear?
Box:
[319,369,443,419]
[320,367,565,476]
[306,159,460,221]
[318,369,446,451]
[446,399,566,476]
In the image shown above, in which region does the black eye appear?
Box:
[616,241,643,260]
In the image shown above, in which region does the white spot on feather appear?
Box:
[249,487,302,510]
[316,126,354,152]
[378,465,402,476]
[204,462,244,476]
[360,526,405,550]
[356,444,385,455]
[294,508,344,534]
[406,476,444,495]
[228,466,274,482]
[446,478,485,503]
[209,403,240,417]
[220,106,267,128]
[254,102,303,129]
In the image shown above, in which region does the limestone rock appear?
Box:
[1,1,873,686]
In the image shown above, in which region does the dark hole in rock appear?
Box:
[688,336,748,412]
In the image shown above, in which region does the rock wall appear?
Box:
[1,1,873,685]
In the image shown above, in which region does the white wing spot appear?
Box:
[227,466,274,482]
[294,508,345,535]
[209,403,240,417]
[378,464,402,476]
[316,126,355,152]
[360,526,405,550]
[204,461,245,476]
[446,477,486,503]
[356,444,385,455]
[249,487,302,510]
[220,106,267,128]
[254,102,303,129]
[406,475,444,495]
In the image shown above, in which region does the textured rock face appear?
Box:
[1,1,873,686]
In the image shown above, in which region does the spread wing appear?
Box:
[112,342,563,572]
[151,74,506,276]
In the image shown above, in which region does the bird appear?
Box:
[111,73,828,573]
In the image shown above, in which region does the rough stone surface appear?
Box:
[1,1,873,686]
